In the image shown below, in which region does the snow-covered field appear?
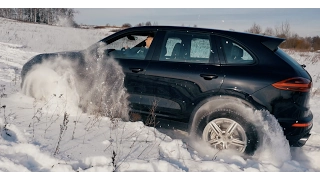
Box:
[0,17,320,173]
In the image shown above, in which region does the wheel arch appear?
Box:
[187,95,261,133]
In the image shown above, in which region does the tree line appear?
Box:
[245,21,320,51]
[122,21,320,51]
[0,8,78,27]
[1,9,318,51]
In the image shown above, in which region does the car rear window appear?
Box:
[220,37,255,65]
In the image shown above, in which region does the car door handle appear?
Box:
[130,68,144,73]
[200,74,218,80]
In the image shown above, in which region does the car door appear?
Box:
[143,30,224,122]
[102,31,159,113]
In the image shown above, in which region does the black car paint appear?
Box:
[21,26,313,147]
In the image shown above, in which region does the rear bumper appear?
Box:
[278,115,313,147]
[294,133,311,147]
[286,124,313,147]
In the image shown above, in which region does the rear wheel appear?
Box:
[193,108,258,155]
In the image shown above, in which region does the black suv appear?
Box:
[21,26,313,155]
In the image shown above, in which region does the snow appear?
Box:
[0,17,320,175]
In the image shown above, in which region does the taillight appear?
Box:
[272,77,312,92]
[292,122,312,128]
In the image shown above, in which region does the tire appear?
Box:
[192,108,259,155]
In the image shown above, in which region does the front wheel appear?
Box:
[192,108,259,155]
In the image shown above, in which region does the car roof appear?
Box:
[120,25,276,38]
[104,25,285,52]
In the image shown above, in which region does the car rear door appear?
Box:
[143,30,224,122]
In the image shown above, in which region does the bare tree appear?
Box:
[312,36,320,51]
[135,22,145,27]
[245,22,262,34]
[122,23,132,28]
[275,20,291,38]
[145,21,152,26]
[264,27,274,36]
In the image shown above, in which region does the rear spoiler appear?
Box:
[261,37,285,52]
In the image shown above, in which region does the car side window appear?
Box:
[159,32,211,64]
[104,34,153,60]
[190,38,210,59]
[220,37,254,64]
[160,37,182,59]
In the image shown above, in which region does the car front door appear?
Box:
[102,31,159,114]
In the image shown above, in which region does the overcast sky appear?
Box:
[1,13,320,174]
[73,8,320,37]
